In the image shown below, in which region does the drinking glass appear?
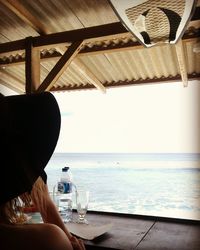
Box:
[76,189,89,224]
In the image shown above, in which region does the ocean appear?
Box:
[45,153,200,220]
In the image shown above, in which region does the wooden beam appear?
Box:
[0,22,128,55]
[25,37,40,94]
[37,41,84,92]
[0,39,25,54]
[0,0,49,35]
[0,24,199,57]
[174,40,188,87]
[72,59,106,93]
[1,34,200,68]
[50,73,200,92]
[55,46,106,92]
[32,22,128,49]
[1,1,106,93]
[1,27,199,62]
[0,4,125,94]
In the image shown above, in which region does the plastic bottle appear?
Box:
[57,166,73,222]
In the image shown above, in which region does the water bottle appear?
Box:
[57,167,73,222]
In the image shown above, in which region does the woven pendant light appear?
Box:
[109,0,197,47]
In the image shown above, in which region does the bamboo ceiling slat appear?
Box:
[163,45,178,77]
[0,77,24,93]
[2,65,25,84]
[0,2,37,40]
[154,46,170,78]
[147,47,163,79]
[155,46,170,77]
[136,50,155,79]
[128,52,146,80]
[88,54,118,82]
[53,75,70,88]
[186,43,196,74]
[99,54,120,82]
[65,68,87,86]
[192,42,200,74]
[0,68,25,92]
[19,0,118,33]
[67,66,87,84]
[79,55,106,83]
[57,73,76,87]
[118,51,136,81]
[126,51,141,80]
[129,51,146,80]
[195,52,200,73]
[65,64,90,85]
[104,53,127,82]
[21,0,84,33]
[109,52,130,81]
[0,35,9,44]
[147,48,163,79]
[53,77,66,88]
[89,55,111,82]
[66,0,119,27]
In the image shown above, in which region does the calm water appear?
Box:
[46,153,200,220]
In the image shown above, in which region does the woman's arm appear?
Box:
[30,177,85,250]
[31,177,72,237]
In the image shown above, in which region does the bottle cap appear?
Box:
[62,166,69,172]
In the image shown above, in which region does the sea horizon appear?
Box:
[48,152,200,169]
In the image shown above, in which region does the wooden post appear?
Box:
[25,37,40,93]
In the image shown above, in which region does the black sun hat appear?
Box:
[0,92,61,205]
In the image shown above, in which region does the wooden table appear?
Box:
[77,211,200,250]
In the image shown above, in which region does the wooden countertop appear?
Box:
[74,211,200,250]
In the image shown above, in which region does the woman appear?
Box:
[0,92,85,250]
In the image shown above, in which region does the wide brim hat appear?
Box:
[0,92,61,205]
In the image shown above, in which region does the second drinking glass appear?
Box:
[76,189,89,224]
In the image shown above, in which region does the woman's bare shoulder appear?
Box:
[0,223,73,250]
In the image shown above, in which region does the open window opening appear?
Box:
[46,81,200,221]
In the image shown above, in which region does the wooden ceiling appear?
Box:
[0,0,199,94]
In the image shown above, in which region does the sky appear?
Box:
[1,80,200,153]
[53,80,200,153]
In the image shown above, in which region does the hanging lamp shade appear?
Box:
[109,0,197,47]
